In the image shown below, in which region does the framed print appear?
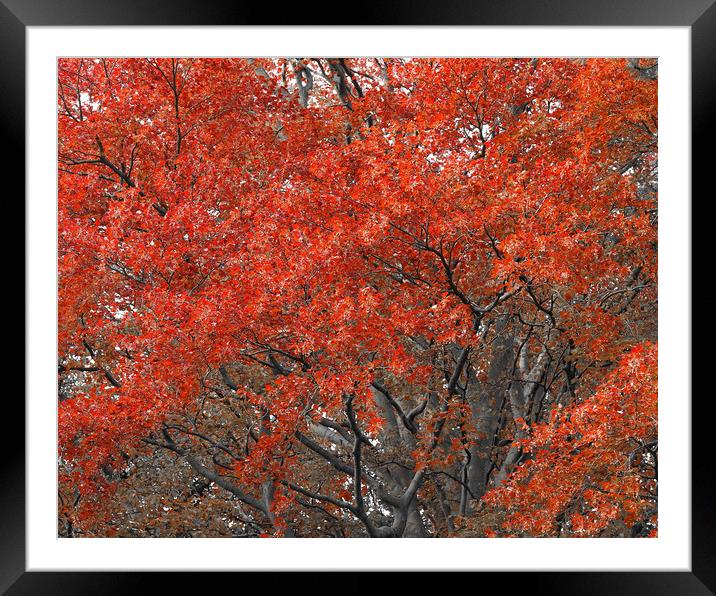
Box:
[9,0,711,592]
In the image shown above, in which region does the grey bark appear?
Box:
[465,316,514,501]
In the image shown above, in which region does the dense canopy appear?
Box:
[58,57,657,538]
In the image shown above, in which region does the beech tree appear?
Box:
[58,57,657,538]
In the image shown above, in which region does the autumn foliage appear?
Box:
[58,58,657,537]
[481,343,657,537]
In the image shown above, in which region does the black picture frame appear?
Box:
[7,1,710,593]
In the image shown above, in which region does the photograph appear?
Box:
[56,56,659,540]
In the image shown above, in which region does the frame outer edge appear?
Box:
[0,0,26,593]
[9,0,711,591]
[691,1,716,593]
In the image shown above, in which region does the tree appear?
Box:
[57,57,658,537]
